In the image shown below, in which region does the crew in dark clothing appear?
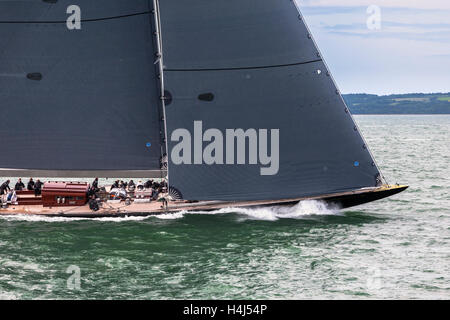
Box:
[90,177,99,193]
[15,178,25,191]
[119,180,127,189]
[152,181,161,190]
[88,178,99,198]
[144,180,154,189]
[128,180,136,191]
[89,195,99,212]
[110,180,119,191]
[34,180,43,196]
[0,180,11,195]
[27,178,35,191]
[92,178,99,190]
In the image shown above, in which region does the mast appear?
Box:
[151,0,169,185]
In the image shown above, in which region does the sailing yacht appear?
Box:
[0,0,407,217]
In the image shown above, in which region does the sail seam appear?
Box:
[164,59,323,72]
[0,11,150,24]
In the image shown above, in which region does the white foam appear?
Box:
[0,259,45,273]
[153,211,186,220]
[152,207,228,220]
[0,292,20,300]
[0,200,339,222]
[232,200,340,221]
[157,200,340,221]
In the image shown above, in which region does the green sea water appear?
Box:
[0,115,449,299]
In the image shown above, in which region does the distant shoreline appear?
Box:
[352,113,450,115]
[343,93,450,114]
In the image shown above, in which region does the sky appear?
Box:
[297,0,450,95]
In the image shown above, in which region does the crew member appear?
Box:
[34,180,43,196]
[89,195,99,212]
[110,180,119,191]
[92,178,99,190]
[15,178,25,191]
[0,180,11,195]
[144,179,153,189]
[27,178,35,191]
[90,177,100,195]
[152,181,161,190]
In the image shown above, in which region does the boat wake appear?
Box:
[170,200,341,221]
[232,200,341,221]
[0,200,340,222]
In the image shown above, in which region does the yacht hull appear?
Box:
[0,185,407,218]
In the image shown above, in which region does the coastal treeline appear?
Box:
[343,93,450,114]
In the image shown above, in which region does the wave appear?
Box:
[225,200,340,221]
[163,200,341,221]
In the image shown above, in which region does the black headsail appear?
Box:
[160,0,383,201]
[0,0,167,178]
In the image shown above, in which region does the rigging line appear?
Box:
[164,59,323,72]
[153,0,170,186]
[0,11,151,24]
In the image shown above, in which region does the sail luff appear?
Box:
[152,0,170,184]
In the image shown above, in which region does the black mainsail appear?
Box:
[161,0,383,201]
[0,0,166,178]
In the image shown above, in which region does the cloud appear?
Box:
[300,6,366,15]
[298,0,450,10]
[319,21,450,42]
[327,30,450,42]
[296,0,450,94]
[300,3,450,43]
